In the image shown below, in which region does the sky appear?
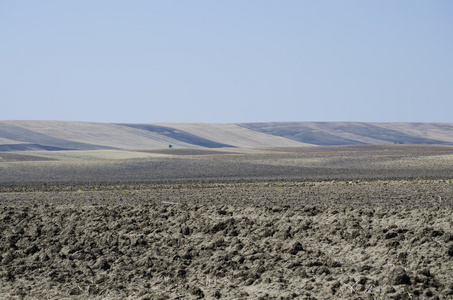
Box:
[1,1,452,124]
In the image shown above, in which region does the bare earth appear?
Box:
[1,145,453,299]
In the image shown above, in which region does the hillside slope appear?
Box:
[239,122,453,146]
[0,120,452,151]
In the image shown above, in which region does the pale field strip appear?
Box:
[110,124,201,149]
[242,157,332,167]
[372,122,453,143]
[371,154,453,168]
[0,137,27,144]
[2,120,198,149]
[286,122,392,144]
[0,148,268,164]
[158,122,312,148]
[0,150,171,162]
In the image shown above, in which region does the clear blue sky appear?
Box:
[1,1,452,123]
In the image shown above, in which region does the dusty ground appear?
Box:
[1,145,453,187]
[1,146,453,299]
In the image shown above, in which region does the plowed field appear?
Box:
[1,145,453,299]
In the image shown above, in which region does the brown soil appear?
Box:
[1,180,453,299]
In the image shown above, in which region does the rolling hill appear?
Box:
[0,120,452,151]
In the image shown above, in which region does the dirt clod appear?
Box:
[389,267,411,285]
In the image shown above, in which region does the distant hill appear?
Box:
[0,120,452,151]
